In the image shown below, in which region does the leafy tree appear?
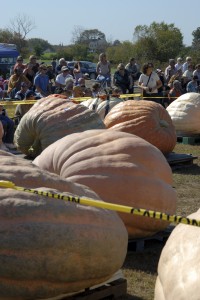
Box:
[74,29,106,45]
[27,38,54,57]
[0,29,14,44]
[192,27,200,49]
[107,41,135,65]
[133,22,183,63]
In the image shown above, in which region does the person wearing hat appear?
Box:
[186,75,199,93]
[14,82,30,100]
[55,66,73,89]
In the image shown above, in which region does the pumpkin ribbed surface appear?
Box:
[14,95,105,157]
[104,100,176,154]
[167,92,200,136]
[0,151,128,299]
[155,209,200,300]
[33,129,177,238]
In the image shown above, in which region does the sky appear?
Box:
[1,0,199,47]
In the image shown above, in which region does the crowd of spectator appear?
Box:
[0,53,200,152]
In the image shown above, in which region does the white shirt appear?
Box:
[138,72,160,94]
[56,73,73,85]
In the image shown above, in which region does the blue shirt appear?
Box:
[34,74,49,94]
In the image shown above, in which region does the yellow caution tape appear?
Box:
[0,100,36,106]
[0,180,199,227]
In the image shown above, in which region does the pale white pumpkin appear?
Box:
[166,92,200,136]
[96,97,124,120]
[81,97,103,111]
[155,209,200,300]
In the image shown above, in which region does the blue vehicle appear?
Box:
[0,44,19,77]
[67,61,97,79]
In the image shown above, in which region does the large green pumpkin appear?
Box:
[33,129,177,238]
[14,95,105,158]
[0,151,128,299]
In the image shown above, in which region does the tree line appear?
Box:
[1,14,200,69]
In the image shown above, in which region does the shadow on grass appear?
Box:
[123,241,164,274]
[172,163,200,175]
[124,294,144,299]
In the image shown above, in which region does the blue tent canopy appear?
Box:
[0,44,19,58]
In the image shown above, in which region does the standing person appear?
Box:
[51,58,57,75]
[138,62,163,103]
[113,63,131,94]
[13,56,26,71]
[164,59,177,84]
[73,61,83,85]
[28,55,40,76]
[182,56,192,73]
[55,58,67,75]
[175,57,183,72]
[34,64,51,98]
[96,53,111,87]
[125,58,140,93]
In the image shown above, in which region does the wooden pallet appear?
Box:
[128,225,174,252]
[61,278,127,300]
[165,152,198,169]
[177,136,200,145]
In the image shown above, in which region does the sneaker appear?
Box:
[4,143,17,150]
[0,143,9,151]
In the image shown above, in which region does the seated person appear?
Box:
[92,82,101,97]
[186,75,199,93]
[0,105,16,150]
[14,82,30,100]
[34,64,51,98]
[113,63,131,94]
[8,67,31,99]
[168,80,183,103]
[14,90,39,125]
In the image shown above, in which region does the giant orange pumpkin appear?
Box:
[33,129,177,238]
[0,151,128,299]
[104,100,176,154]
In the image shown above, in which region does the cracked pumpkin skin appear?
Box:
[104,100,177,154]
